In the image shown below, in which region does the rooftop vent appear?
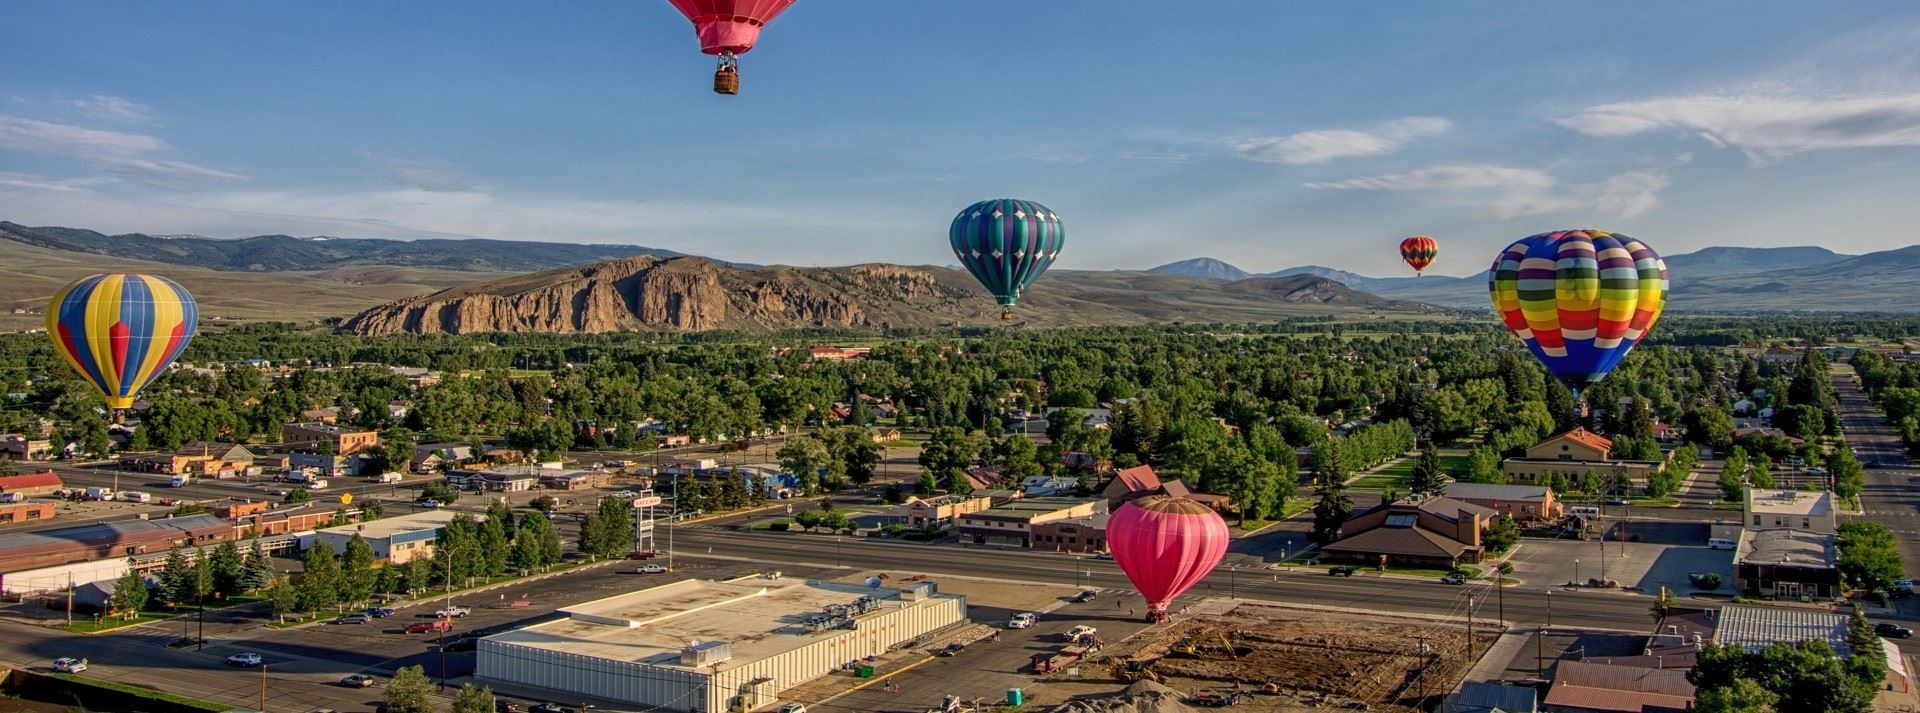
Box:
[681,640,732,667]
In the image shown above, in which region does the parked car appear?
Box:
[435,607,471,618]
[416,499,442,509]
[1189,692,1240,708]
[340,674,376,688]
[636,564,668,574]
[52,657,87,673]
[1073,590,1098,603]
[1329,566,1358,577]
[1440,573,1467,585]
[441,636,480,652]
[1092,552,1114,560]
[336,613,371,625]
[778,705,807,713]
[530,705,569,713]
[495,701,527,713]
[1008,613,1036,629]
[1067,625,1099,642]
[1877,623,1914,639]
[225,653,264,668]
[365,607,397,618]
[1605,497,1630,506]
[937,642,966,657]
[406,620,452,634]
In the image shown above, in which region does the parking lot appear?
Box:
[1505,539,1734,596]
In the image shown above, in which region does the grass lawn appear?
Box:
[1298,560,1462,579]
[44,672,230,712]
[1711,501,1744,510]
[1346,454,1473,493]
[1277,499,1313,519]
[1629,496,1680,508]
[59,609,176,634]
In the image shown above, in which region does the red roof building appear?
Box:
[0,471,64,497]
[1101,465,1162,502]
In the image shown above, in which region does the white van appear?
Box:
[375,472,404,484]
[120,491,153,503]
[1708,538,1737,550]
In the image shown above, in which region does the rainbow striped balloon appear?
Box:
[1488,230,1666,394]
[45,274,199,409]
[1399,235,1438,274]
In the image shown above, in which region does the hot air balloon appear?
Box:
[667,0,797,95]
[949,198,1065,321]
[1399,235,1438,275]
[45,274,199,411]
[1488,230,1666,398]
[1107,495,1228,622]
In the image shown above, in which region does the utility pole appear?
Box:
[1546,589,1553,627]
[1497,574,1504,626]
[1466,595,1475,660]
[260,661,267,713]
[1537,626,1546,676]
[65,572,72,625]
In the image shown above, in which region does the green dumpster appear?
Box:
[1008,688,1024,706]
[854,664,874,678]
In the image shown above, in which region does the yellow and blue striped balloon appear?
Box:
[45,274,198,409]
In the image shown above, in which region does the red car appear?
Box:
[405,620,451,634]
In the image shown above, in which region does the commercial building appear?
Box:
[1499,428,1669,490]
[1541,661,1694,713]
[1030,513,1111,553]
[118,442,256,478]
[1319,496,1491,568]
[1744,489,1835,534]
[902,495,993,530]
[289,451,366,478]
[477,576,966,713]
[0,500,56,525]
[0,471,64,498]
[957,497,1107,548]
[1712,605,1851,656]
[1733,528,1841,599]
[234,504,351,537]
[0,434,53,462]
[0,514,231,594]
[280,423,379,455]
[1442,482,1562,521]
[446,469,538,492]
[310,509,474,564]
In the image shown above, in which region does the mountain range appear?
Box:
[0,222,692,273]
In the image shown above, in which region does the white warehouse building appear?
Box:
[477,575,967,712]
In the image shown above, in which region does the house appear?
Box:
[1732,426,1804,448]
[118,443,254,478]
[807,345,872,361]
[866,427,901,444]
[956,497,1107,548]
[0,434,53,462]
[1060,451,1111,474]
[1100,465,1162,503]
[1443,682,1537,713]
[1762,345,1803,366]
[902,495,994,530]
[1744,489,1834,534]
[1542,661,1694,713]
[539,471,606,491]
[1443,482,1562,521]
[1158,480,1234,514]
[0,471,64,498]
[411,443,474,474]
[1734,529,1840,599]
[963,466,1006,492]
[1319,496,1492,568]
[660,434,692,448]
[1732,398,1757,415]
[1030,513,1111,554]
[1500,428,1668,491]
[299,406,342,424]
[1019,475,1079,497]
[281,423,379,455]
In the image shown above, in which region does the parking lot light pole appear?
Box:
[1545,590,1553,627]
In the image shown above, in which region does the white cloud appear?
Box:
[0,115,247,185]
[364,154,474,192]
[1559,93,1920,163]
[70,95,155,124]
[1306,163,1668,220]
[1236,116,1452,164]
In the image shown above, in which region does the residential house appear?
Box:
[1159,480,1235,514]
[963,466,1006,492]
[0,434,53,462]
[1318,495,1492,568]
[119,443,254,478]
[1541,661,1694,713]
[1030,513,1111,554]
[866,427,902,444]
[1060,451,1111,474]
[0,471,64,498]
[902,495,994,530]
[660,434,692,448]
[1500,428,1668,491]
[299,406,342,424]
[1100,465,1162,503]
[807,345,871,361]
[1443,482,1563,521]
[281,423,379,455]
[411,443,475,474]
[956,497,1107,548]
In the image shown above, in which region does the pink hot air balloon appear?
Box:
[1107,495,1229,621]
[667,0,798,95]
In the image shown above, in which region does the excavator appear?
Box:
[1172,626,1239,659]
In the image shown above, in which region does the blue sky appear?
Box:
[6,1,1920,275]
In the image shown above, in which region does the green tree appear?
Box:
[1309,473,1353,546]
[916,469,940,497]
[241,537,274,593]
[1684,405,1736,450]
[158,545,191,607]
[1837,521,1905,591]
[1409,445,1448,495]
[208,540,244,598]
[1693,678,1777,713]
[479,514,510,577]
[284,487,312,505]
[267,580,297,621]
[452,682,497,713]
[1310,436,1348,486]
[297,543,341,613]
[778,435,833,495]
[1749,457,1775,489]
[1483,516,1520,553]
[341,534,377,608]
[1465,445,1505,484]
[1830,447,1866,503]
[110,566,149,619]
[383,665,436,713]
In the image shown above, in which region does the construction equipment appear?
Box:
[1031,644,1090,673]
[1110,657,1162,683]
[1173,626,1239,659]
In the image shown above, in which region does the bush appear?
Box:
[767,521,789,532]
[1697,573,1723,591]
[883,523,907,537]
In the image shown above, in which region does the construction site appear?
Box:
[1050,601,1501,712]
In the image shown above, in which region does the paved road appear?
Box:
[1833,366,1920,577]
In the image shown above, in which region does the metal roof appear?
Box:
[1712,605,1850,656]
[1443,482,1550,503]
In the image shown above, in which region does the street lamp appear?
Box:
[1545,590,1553,627]
[438,542,473,692]
[1573,559,1580,586]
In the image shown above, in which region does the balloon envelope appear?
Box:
[949,199,1065,308]
[1107,495,1228,617]
[1488,230,1666,394]
[1399,236,1437,274]
[668,0,796,56]
[46,274,199,409]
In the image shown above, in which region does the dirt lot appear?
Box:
[1055,601,1500,712]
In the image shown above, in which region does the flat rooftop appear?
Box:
[976,497,1100,516]
[315,509,469,539]
[1746,489,1832,517]
[1736,528,1835,566]
[1714,604,1850,656]
[487,578,957,671]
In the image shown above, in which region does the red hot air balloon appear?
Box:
[1107,495,1229,621]
[667,0,797,95]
